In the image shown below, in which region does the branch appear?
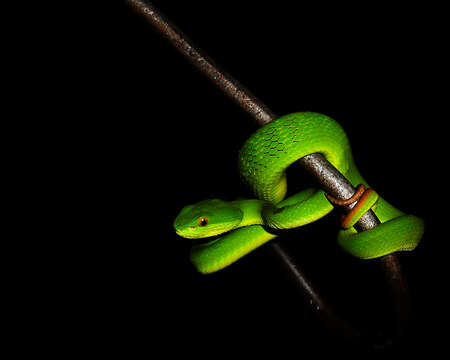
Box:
[126,0,412,347]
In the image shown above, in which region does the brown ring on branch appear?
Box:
[325,184,366,206]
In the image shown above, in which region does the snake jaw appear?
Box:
[174,224,235,239]
[174,226,196,239]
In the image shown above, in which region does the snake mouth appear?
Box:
[188,233,224,246]
[175,228,220,242]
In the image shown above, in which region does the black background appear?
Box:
[44,1,447,356]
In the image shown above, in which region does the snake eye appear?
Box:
[198,217,208,227]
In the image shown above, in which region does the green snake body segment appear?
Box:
[174,112,424,274]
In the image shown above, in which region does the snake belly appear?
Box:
[176,112,424,274]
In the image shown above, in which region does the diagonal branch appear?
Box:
[125,0,412,345]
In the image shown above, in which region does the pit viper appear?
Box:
[174,112,424,274]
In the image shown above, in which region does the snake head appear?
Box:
[173,199,243,239]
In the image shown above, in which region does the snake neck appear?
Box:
[230,199,267,228]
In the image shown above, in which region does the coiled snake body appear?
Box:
[174,112,424,274]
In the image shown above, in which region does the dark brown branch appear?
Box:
[125,0,412,347]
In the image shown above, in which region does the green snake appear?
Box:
[174,112,424,274]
